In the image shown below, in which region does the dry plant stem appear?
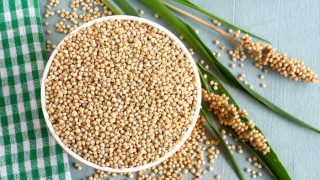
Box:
[162,1,238,42]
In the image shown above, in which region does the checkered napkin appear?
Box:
[0,0,70,179]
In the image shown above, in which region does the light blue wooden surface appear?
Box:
[40,0,320,179]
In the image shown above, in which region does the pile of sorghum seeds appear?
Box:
[84,116,221,180]
[45,19,198,168]
[136,116,219,180]
[202,89,270,154]
[229,34,318,83]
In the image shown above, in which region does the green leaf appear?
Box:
[201,105,245,180]
[101,0,122,15]
[112,0,139,16]
[198,65,291,180]
[140,0,320,135]
[172,0,270,43]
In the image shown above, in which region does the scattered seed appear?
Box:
[214,174,221,180]
[183,169,188,174]
[73,162,82,170]
[154,13,160,18]
[208,166,214,171]
[43,21,49,26]
[260,83,267,88]
[138,9,144,15]
[259,74,265,79]
[244,167,251,173]
[227,28,233,33]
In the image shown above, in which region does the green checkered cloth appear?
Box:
[0,0,70,179]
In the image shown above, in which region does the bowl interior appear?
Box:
[41,15,202,173]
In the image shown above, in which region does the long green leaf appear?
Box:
[198,64,290,179]
[140,0,320,135]
[172,0,270,43]
[112,0,139,16]
[101,0,122,15]
[201,105,245,180]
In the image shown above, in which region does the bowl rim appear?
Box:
[41,15,202,173]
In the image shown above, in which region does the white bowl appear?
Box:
[41,15,202,173]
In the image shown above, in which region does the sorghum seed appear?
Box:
[259,74,265,79]
[139,9,144,15]
[208,166,214,171]
[214,174,221,180]
[260,83,267,88]
[252,174,257,178]
[73,162,82,170]
[219,45,225,50]
[244,168,251,173]
[154,13,160,18]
